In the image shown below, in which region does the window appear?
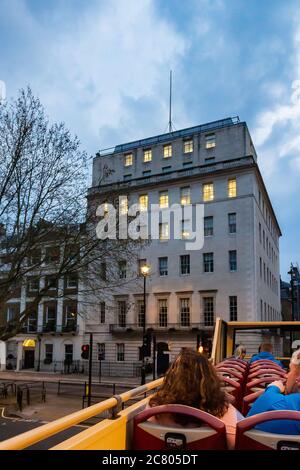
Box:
[260,257,262,278]
[158,299,168,327]
[228,178,237,198]
[66,274,77,289]
[123,174,132,181]
[119,195,128,215]
[45,305,56,326]
[124,153,133,167]
[139,194,148,212]
[143,170,151,177]
[260,299,263,320]
[159,222,169,241]
[180,187,191,205]
[118,260,127,279]
[259,223,262,243]
[180,298,190,326]
[162,166,171,173]
[183,139,193,154]
[203,297,214,326]
[159,191,169,208]
[100,302,105,324]
[137,300,145,327]
[228,213,236,234]
[45,246,60,264]
[203,253,214,273]
[117,343,125,362]
[229,296,237,321]
[205,133,215,149]
[205,157,215,163]
[28,277,39,292]
[183,161,193,166]
[263,230,265,249]
[29,250,41,265]
[203,183,214,201]
[65,344,73,363]
[7,304,19,321]
[46,276,57,290]
[163,144,172,158]
[204,216,213,236]
[118,301,127,327]
[27,309,37,332]
[100,262,107,280]
[98,343,105,361]
[65,303,77,325]
[229,250,237,272]
[45,344,53,363]
[180,255,190,275]
[159,257,168,276]
[181,220,190,239]
[143,149,152,162]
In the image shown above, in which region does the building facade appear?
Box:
[86,117,282,374]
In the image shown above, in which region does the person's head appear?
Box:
[149,348,229,418]
[285,349,300,394]
[234,345,246,359]
[260,343,273,353]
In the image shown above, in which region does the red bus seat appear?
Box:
[241,390,264,415]
[250,360,284,371]
[235,411,300,450]
[216,362,246,373]
[245,377,286,395]
[133,404,227,450]
[248,369,286,381]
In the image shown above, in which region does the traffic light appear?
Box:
[142,330,152,357]
[81,344,90,360]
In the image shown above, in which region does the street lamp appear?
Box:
[140,263,151,385]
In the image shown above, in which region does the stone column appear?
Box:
[0,341,6,371]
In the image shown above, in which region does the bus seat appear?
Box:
[241,390,264,415]
[235,411,300,450]
[245,377,286,395]
[133,404,227,450]
[250,361,284,371]
[216,361,246,373]
[219,376,242,410]
[248,369,286,381]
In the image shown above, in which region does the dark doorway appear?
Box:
[156,342,170,376]
[24,349,35,369]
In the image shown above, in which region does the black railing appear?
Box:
[39,323,79,334]
[26,360,142,377]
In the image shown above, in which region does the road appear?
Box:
[0,410,87,449]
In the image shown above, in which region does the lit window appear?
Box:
[119,195,128,215]
[159,223,169,241]
[163,144,172,158]
[180,187,191,205]
[228,178,237,198]
[143,149,152,162]
[181,220,190,239]
[183,139,193,154]
[103,202,109,215]
[139,194,148,212]
[124,153,133,167]
[159,191,169,208]
[205,133,216,149]
[203,183,214,201]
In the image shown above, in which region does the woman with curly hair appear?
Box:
[148,348,243,449]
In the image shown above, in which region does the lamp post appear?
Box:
[288,263,296,321]
[140,264,150,385]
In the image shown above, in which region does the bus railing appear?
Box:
[0,378,163,450]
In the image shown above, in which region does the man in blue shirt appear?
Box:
[249,343,284,368]
[247,380,300,434]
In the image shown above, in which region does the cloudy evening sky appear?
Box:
[1,0,300,280]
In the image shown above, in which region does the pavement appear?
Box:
[0,370,141,386]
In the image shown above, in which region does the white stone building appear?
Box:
[86,117,282,376]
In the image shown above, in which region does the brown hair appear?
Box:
[149,348,229,419]
[260,343,273,353]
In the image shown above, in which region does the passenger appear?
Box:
[248,343,284,368]
[148,348,243,449]
[246,379,300,434]
[234,345,246,360]
[286,348,300,394]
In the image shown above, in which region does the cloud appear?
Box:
[1,0,188,153]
